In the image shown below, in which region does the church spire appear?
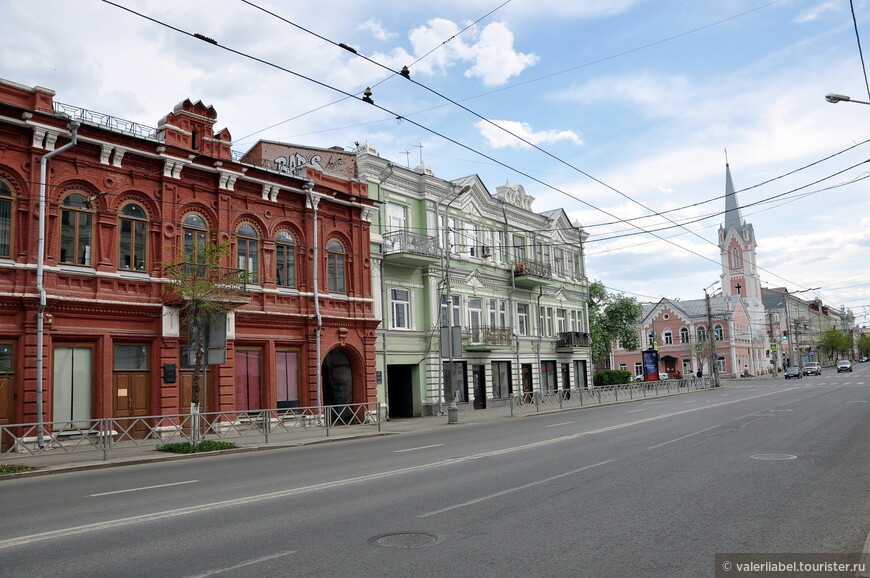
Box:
[724,162,744,231]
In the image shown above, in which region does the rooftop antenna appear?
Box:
[413,143,424,166]
[399,150,411,167]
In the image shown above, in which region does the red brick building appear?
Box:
[0,78,378,445]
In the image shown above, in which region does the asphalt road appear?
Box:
[2,366,868,577]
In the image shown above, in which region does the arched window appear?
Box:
[119,202,148,271]
[680,327,689,344]
[714,324,724,341]
[0,180,14,258]
[237,224,259,283]
[697,326,708,342]
[275,231,295,288]
[731,247,741,269]
[60,192,93,265]
[663,329,673,345]
[326,240,345,293]
[182,213,208,273]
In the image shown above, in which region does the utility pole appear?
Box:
[768,310,778,376]
[705,288,720,387]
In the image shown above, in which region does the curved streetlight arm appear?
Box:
[826,93,870,105]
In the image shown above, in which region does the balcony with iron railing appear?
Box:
[513,259,553,287]
[555,331,591,351]
[382,230,440,265]
[464,325,513,351]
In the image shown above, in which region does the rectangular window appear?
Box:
[664,332,673,345]
[468,297,482,341]
[554,248,564,276]
[489,299,497,327]
[276,350,299,409]
[386,203,406,232]
[635,362,643,377]
[545,307,554,337]
[556,309,566,333]
[491,361,512,398]
[619,362,627,371]
[517,303,529,336]
[440,294,460,326]
[0,194,11,258]
[391,288,411,329]
[114,345,148,370]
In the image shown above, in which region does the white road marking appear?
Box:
[418,460,614,518]
[394,444,444,453]
[90,480,198,497]
[846,400,868,403]
[647,424,722,449]
[545,421,575,428]
[0,386,805,550]
[627,409,647,413]
[185,550,297,578]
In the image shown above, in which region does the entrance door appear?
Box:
[53,345,93,430]
[521,363,533,403]
[472,364,486,410]
[235,348,263,412]
[387,364,413,418]
[561,363,570,396]
[113,344,150,440]
[0,343,14,451]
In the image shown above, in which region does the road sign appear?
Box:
[711,353,718,361]
[694,343,704,353]
[769,343,778,351]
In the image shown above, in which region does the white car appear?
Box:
[802,362,821,376]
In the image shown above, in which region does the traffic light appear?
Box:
[782,331,789,342]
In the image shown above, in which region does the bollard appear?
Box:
[448,404,459,424]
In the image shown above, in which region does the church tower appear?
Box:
[718,163,766,370]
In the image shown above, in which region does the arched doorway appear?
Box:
[322,348,358,425]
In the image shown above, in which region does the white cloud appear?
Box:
[464,22,539,86]
[406,19,537,86]
[793,1,841,23]
[358,19,396,41]
[476,119,582,149]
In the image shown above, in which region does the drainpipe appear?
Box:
[305,181,323,411]
[36,120,80,449]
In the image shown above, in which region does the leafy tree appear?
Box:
[858,334,870,358]
[588,280,643,368]
[163,241,250,442]
[816,330,851,362]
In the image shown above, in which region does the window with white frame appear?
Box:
[554,248,564,276]
[572,253,583,278]
[556,309,566,333]
[440,294,460,326]
[390,288,411,329]
[517,303,529,336]
[619,362,627,371]
[634,362,643,377]
[697,326,707,342]
[386,202,406,232]
[663,329,673,345]
[714,324,724,341]
[468,297,482,340]
[680,327,689,344]
[466,222,478,256]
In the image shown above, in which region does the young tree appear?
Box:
[163,241,250,442]
[588,280,643,367]
[816,330,851,361]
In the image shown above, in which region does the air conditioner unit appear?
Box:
[481,245,492,258]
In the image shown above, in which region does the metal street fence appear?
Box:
[509,377,712,415]
[0,402,381,461]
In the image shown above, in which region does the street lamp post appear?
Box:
[435,184,471,420]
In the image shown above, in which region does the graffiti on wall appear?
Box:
[272,150,352,178]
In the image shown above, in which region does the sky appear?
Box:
[2,0,869,326]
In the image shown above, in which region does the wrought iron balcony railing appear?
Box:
[556,331,591,348]
[383,230,439,259]
[464,325,513,346]
[513,259,552,279]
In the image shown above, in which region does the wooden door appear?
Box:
[113,371,150,440]
[0,343,14,452]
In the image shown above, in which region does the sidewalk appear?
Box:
[1,383,719,479]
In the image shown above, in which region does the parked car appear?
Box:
[784,366,802,379]
[836,360,853,373]
[802,362,821,376]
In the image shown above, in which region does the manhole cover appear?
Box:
[372,533,443,549]
[751,454,797,461]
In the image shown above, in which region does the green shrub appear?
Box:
[593,369,633,387]
[0,464,34,475]
[156,440,237,454]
